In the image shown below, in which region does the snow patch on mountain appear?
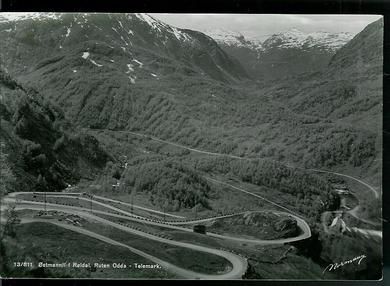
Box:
[203,29,263,52]
[64,21,73,39]
[135,13,192,44]
[120,35,129,46]
[204,29,248,46]
[89,59,103,67]
[126,63,134,73]
[132,59,143,68]
[206,28,353,53]
[75,13,89,25]
[81,52,90,59]
[135,13,166,32]
[171,27,192,42]
[262,28,353,52]
[0,12,61,23]
[128,75,136,84]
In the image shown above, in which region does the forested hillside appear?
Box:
[0,68,112,194]
[0,13,383,281]
[123,160,212,212]
[0,14,382,185]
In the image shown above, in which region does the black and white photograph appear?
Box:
[0,12,383,280]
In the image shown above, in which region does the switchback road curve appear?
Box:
[100,129,380,236]
[104,129,379,200]
[3,192,311,245]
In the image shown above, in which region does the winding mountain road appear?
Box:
[1,129,380,278]
[3,192,311,244]
[92,194,185,219]
[295,167,379,199]
[5,216,246,280]
[108,129,380,200]
[30,192,185,219]
[104,129,380,238]
[1,178,313,279]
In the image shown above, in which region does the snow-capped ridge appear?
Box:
[206,27,353,53]
[134,13,168,32]
[0,12,62,22]
[203,29,252,47]
[263,28,354,52]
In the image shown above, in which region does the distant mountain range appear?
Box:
[204,28,354,80]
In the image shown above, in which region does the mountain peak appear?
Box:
[203,29,260,49]
[0,12,249,85]
[263,29,354,52]
[0,12,62,22]
[133,13,168,32]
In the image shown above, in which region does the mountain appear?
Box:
[328,19,383,76]
[205,28,353,80]
[0,14,382,281]
[203,29,262,49]
[0,13,248,83]
[0,67,112,193]
[280,18,383,128]
[0,13,250,130]
[0,13,382,177]
[256,18,383,181]
[262,28,352,52]
[203,29,262,80]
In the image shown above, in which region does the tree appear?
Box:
[37,174,48,192]
[112,167,122,180]
[0,151,16,195]
[0,204,21,275]
[53,134,66,151]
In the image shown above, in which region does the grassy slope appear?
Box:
[2,222,173,278]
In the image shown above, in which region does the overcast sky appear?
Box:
[151,14,382,41]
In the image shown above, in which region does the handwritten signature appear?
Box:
[323,254,367,274]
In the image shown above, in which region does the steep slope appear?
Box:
[0,13,248,83]
[0,13,249,131]
[253,18,382,180]
[257,29,352,80]
[328,19,383,76]
[0,67,112,193]
[203,29,261,80]
[285,18,383,128]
